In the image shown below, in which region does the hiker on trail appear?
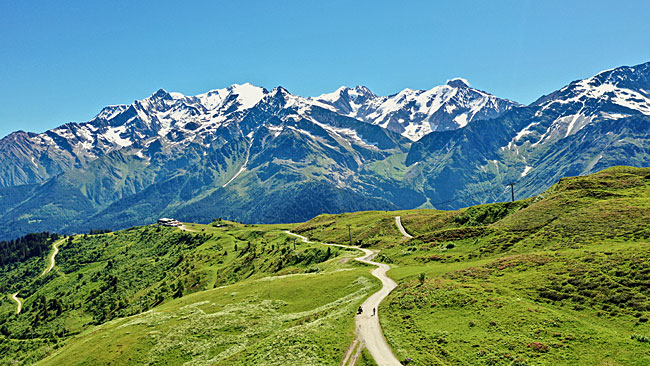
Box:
[358,306,363,315]
[373,307,376,316]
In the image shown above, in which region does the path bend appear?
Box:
[285,231,401,366]
[42,238,65,276]
[10,293,22,314]
[394,216,412,239]
[11,238,64,314]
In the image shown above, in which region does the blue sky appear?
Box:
[1,0,649,138]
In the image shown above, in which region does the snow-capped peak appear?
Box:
[315,85,376,103]
[534,61,650,110]
[313,81,520,141]
[446,78,470,88]
[20,79,520,175]
[269,85,291,97]
[148,88,172,100]
[195,83,266,111]
[495,61,650,152]
[230,83,266,109]
[526,61,650,145]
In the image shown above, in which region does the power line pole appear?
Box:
[347,224,352,246]
[507,182,515,202]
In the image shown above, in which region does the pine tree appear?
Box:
[173,281,184,298]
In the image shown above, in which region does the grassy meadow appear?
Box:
[1,165,649,365]
[297,166,650,365]
[0,220,378,365]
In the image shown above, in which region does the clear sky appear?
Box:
[1,0,649,138]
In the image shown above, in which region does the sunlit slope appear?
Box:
[38,266,378,365]
[294,166,650,365]
[2,165,649,365]
[1,221,378,365]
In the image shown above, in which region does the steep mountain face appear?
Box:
[0,84,267,188]
[0,61,648,240]
[0,84,410,239]
[515,62,650,149]
[79,87,410,232]
[404,61,650,208]
[313,79,520,141]
[0,80,516,189]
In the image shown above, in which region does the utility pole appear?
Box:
[347,224,352,246]
[507,182,515,202]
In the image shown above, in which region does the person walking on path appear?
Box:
[373,307,376,316]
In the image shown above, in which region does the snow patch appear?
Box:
[232,83,265,109]
[103,125,132,147]
[453,113,469,127]
[310,120,378,148]
[266,125,284,138]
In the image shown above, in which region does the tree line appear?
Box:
[0,232,59,267]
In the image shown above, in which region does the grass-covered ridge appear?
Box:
[0,221,377,365]
[1,165,649,365]
[39,267,377,365]
[293,166,650,365]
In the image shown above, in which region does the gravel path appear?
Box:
[285,231,401,365]
[395,216,412,239]
[42,238,64,275]
[10,292,22,314]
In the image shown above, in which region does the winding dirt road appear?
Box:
[10,292,22,314]
[285,231,401,366]
[42,238,64,276]
[11,238,64,314]
[395,216,412,239]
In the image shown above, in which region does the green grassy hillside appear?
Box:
[1,166,649,365]
[0,221,378,365]
[296,166,650,365]
[39,266,376,365]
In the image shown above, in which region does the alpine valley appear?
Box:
[1,61,649,240]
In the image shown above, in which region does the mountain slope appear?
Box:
[402,61,650,209]
[291,166,650,365]
[2,166,648,365]
[0,84,266,188]
[1,61,649,239]
[0,221,377,365]
[0,86,411,239]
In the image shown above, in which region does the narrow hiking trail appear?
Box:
[285,231,402,366]
[395,216,412,239]
[10,292,22,314]
[11,238,64,314]
[42,238,64,276]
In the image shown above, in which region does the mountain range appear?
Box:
[0,61,649,239]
